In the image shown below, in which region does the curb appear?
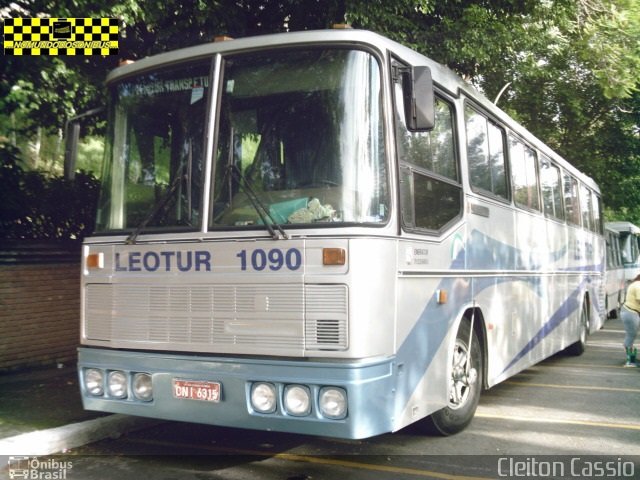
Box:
[0,415,162,456]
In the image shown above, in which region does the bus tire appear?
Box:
[425,319,483,436]
[565,301,589,356]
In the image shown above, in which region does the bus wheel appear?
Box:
[566,301,589,356]
[425,319,483,436]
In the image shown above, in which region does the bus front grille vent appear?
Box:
[83,283,348,353]
[313,319,345,348]
[304,284,348,351]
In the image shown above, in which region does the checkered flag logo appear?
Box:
[3,17,119,55]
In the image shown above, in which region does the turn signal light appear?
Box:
[86,252,104,269]
[323,248,346,266]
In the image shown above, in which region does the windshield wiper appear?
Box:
[125,168,187,245]
[228,164,288,240]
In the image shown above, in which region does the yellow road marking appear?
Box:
[505,380,640,393]
[130,438,493,480]
[272,452,491,480]
[476,412,640,431]
[529,362,633,370]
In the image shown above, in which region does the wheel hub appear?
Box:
[449,341,477,409]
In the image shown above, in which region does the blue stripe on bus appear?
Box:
[500,272,602,376]
[499,281,583,375]
[394,229,600,415]
[393,276,459,413]
[455,229,570,271]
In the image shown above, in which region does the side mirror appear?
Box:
[406,66,435,131]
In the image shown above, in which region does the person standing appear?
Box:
[621,274,640,367]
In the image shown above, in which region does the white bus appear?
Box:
[78,28,605,439]
[606,221,640,287]
[604,225,625,318]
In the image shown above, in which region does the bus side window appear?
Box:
[540,156,564,221]
[579,185,593,231]
[465,106,508,199]
[591,192,602,234]
[580,185,601,234]
[563,173,581,226]
[394,70,461,233]
[510,136,541,211]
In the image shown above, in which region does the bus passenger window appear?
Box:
[401,167,462,231]
[465,106,508,199]
[510,137,541,211]
[540,157,564,221]
[580,184,593,231]
[563,173,581,226]
[394,69,461,233]
[592,193,602,234]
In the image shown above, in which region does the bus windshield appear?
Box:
[96,61,210,233]
[212,48,387,229]
[96,48,388,234]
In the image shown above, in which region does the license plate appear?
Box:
[172,379,221,403]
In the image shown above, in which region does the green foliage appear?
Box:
[76,135,105,176]
[0,142,100,243]
[1,0,638,222]
[577,0,640,100]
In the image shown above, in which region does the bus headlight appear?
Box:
[250,382,277,413]
[132,373,153,402]
[284,385,311,416]
[319,387,347,419]
[107,370,128,399]
[84,368,104,396]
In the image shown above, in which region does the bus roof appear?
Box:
[605,221,640,235]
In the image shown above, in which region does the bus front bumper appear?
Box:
[78,347,397,439]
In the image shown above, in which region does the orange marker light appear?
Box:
[86,252,104,269]
[323,248,346,266]
[436,289,448,304]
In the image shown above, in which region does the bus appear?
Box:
[604,225,625,318]
[606,221,640,287]
[78,28,605,439]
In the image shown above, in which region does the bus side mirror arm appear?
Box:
[64,121,80,180]
[408,66,435,131]
[63,107,105,180]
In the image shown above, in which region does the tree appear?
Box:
[347,0,639,221]
[1,0,638,220]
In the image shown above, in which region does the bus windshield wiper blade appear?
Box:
[228,164,288,240]
[125,169,186,245]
